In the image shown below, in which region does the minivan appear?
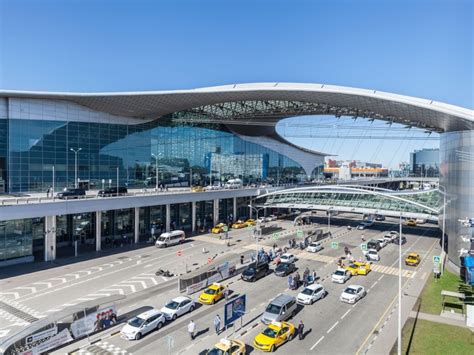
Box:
[261,294,297,324]
[155,230,185,248]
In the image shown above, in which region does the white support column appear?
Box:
[249,206,253,219]
[96,211,101,252]
[191,201,196,232]
[134,207,140,243]
[44,215,57,262]
[213,199,219,225]
[166,204,171,232]
[233,197,237,222]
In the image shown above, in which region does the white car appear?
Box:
[356,223,366,230]
[383,231,399,243]
[297,284,327,305]
[160,296,195,321]
[121,309,165,340]
[340,285,366,304]
[257,216,269,223]
[364,248,380,261]
[376,238,387,248]
[205,185,221,191]
[280,253,296,264]
[331,268,351,284]
[267,215,278,221]
[306,242,323,253]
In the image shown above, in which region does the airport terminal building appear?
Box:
[0,83,472,268]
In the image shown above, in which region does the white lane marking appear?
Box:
[50,277,67,283]
[15,286,37,293]
[116,284,136,293]
[102,289,125,295]
[127,280,147,289]
[327,321,339,334]
[33,282,53,288]
[144,264,154,268]
[370,281,378,289]
[78,270,92,275]
[65,274,80,279]
[310,335,325,350]
[161,276,168,281]
[341,309,351,319]
[0,292,20,299]
[63,303,78,307]
[87,293,111,297]
[44,308,62,313]
[77,297,96,301]
[378,274,384,281]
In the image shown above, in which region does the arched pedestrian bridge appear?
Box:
[254,185,441,222]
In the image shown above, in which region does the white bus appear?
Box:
[155,230,185,248]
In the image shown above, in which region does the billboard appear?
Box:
[224,294,246,327]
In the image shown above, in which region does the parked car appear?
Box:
[393,235,407,245]
[375,214,385,221]
[340,285,366,304]
[120,309,165,340]
[376,238,387,248]
[241,262,270,282]
[331,268,351,284]
[406,219,417,226]
[280,253,296,264]
[367,240,381,251]
[267,215,278,221]
[274,262,296,276]
[56,188,86,199]
[384,231,399,243]
[364,249,380,261]
[297,284,327,305]
[97,187,128,197]
[306,242,323,253]
[160,296,195,321]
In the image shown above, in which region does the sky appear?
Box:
[0,0,472,168]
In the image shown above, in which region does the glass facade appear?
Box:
[0,218,43,263]
[1,117,309,193]
[440,130,474,267]
[410,148,440,177]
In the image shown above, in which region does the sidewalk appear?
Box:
[363,239,440,354]
[409,310,468,328]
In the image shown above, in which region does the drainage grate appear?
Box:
[0,301,39,323]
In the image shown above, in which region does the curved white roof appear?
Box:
[1,82,472,132]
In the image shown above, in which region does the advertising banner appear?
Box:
[224,294,246,326]
[70,305,118,338]
[186,262,236,294]
[20,328,72,355]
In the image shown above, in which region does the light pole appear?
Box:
[248,203,264,259]
[438,185,447,275]
[116,167,119,195]
[69,148,82,188]
[151,153,161,191]
[327,207,333,233]
[398,212,403,355]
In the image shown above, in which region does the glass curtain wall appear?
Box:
[195,200,214,233]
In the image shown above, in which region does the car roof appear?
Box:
[270,294,295,306]
[305,283,323,291]
[335,268,346,272]
[172,296,191,302]
[282,253,293,257]
[408,253,419,257]
[346,285,363,290]
[368,248,378,252]
[137,309,161,319]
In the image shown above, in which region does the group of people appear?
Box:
[288,267,317,290]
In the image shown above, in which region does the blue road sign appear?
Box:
[224,294,246,327]
[433,255,440,264]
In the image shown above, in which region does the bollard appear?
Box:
[240,255,244,264]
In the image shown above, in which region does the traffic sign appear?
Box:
[296,230,304,238]
[223,225,228,232]
[331,241,338,249]
[360,243,368,251]
[433,255,440,264]
[272,233,280,240]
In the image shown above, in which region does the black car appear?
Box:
[98,187,128,197]
[375,214,385,221]
[241,262,269,282]
[367,240,382,251]
[392,236,407,245]
[274,262,295,277]
[56,188,86,199]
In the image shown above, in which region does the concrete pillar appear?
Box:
[249,206,253,219]
[96,211,101,252]
[44,215,57,262]
[233,197,237,222]
[166,204,171,232]
[213,199,219,225]
[134,207,140,243]
[191,201,196,232]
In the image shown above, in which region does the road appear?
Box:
[0,214,440,354]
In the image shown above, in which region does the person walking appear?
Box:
[188,320,196,340]
[214,315,221,334]
[298,320,305,340]
[224,287,230,301]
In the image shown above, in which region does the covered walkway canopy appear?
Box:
[254,185,441,221]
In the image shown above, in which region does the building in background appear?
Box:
[410,148,440,177]
[323,159,388,179]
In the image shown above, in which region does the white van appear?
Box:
[224,179,242,189]
[155,230,185,248]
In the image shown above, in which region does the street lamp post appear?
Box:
[438,185,447,275]
[327,207,333,233]
[69,148,82,188]
[398,212,403,355]
[151,153,161,191]
[248,203,264,260]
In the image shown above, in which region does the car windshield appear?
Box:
[204,288,217,295]
[344,288,357,295]
[262,328,278,338]
[310,243,318,247]
[127,316,145,327]
[165,301,179,310]
[276,264,288,271]
[158,236,168,242]
[334,270,345,276]
[207,349,225,355]
[245,267,255,273]
[265,304,281,315]
[301,288,313,295]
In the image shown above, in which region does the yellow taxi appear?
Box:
[206,338,246,355]
[245,219,257,226]
[212,223,226,234]
[344,261,371,276]
[232,220,247,229]
[253,321,295,352]
[199,283,226,304]
[405,253,421,266]
[191,186,205,192]
[406,219,417,226]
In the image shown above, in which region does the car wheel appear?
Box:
[288,333,293,341]
[172,314,177,321]
[189,306,195,312]
[135,332,142,340]
[156,322,163,330]
[270,345,275,352]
